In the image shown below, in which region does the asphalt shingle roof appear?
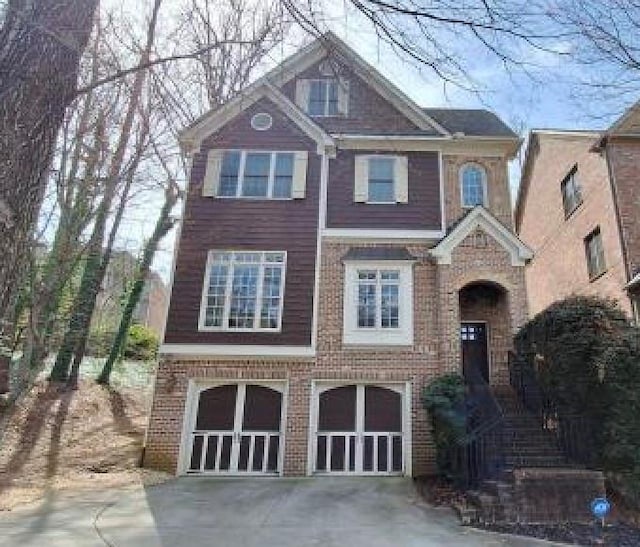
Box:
[423,108,517,138]
[342,247,416,261]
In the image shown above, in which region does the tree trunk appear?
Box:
[97,180,179,385]
[51,0,163,384]
[0,0,98,352]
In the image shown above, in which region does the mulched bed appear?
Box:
[481,522,640,546]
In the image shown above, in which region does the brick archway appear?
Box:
[459,281,511,385]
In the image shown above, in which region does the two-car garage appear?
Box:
[181,380,410,477]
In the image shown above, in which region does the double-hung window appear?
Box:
[218,151,294,199]
[200,251,286,331]
[308,79,339,116]
[584,227,606,280]
[354,155,409,204]
[561,166,582,218]
[343,260,413,345]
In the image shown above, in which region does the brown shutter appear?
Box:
[203,149,224,197]
[291,151,308,199]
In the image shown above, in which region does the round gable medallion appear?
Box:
[251,112,273,131]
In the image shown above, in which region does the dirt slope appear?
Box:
[0,379,170,510]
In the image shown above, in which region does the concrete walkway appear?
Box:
[0,477,564,546]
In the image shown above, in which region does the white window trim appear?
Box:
[218,150,296,200]
[198,250,287,333]
[307,78,340,117]
[459,162,488,209]
[343,260,414,346]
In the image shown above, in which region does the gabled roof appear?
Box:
[179,82,335,154]
[593,99,640,150]
[423,108,517,138]
[431,206,533,267]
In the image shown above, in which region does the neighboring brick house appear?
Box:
[515,100,640,321]
[144,33,531,477]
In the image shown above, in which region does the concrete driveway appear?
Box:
[0,477,564,546]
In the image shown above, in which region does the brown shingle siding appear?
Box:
[164,98,320,346]
[326,150,441,229]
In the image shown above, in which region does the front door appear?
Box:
[461,322,489,383]
[313,384,404,475]
[187,383,283,474]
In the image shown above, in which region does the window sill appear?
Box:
[589,269,608,283]
[198,326,282,333]
[214,196,294,201]
[364,201,400,205]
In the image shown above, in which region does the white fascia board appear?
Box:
[179,84,334,154]
[159,344,315,358]
[322,228,444,240]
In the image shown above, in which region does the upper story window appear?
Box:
[460,164,487,208]
[343,260,413,345]
[199,251,286,332]
[561,165,582,218]
[295,77,349,117]
[354,155,409,204]
[202,149,308,200]
[309,79,339,116]
[584,227,606,280]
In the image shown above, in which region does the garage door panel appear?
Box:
[196,385,237,430]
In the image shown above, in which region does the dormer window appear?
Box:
[460,164,487,208]
[296,77,349,117]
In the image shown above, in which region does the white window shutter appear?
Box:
[337,77,350,116]
[354,156,369,203]
[295,79,311,112]
[395,156,409,203]
[291,151,308,199]
[203,149,224,197]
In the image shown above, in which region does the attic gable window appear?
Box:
[561,165,582,218]
[296,78,349,117]
[202,149,308,200]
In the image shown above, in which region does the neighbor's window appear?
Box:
[308,79,339,116]
[585,227,606,280]
[460,164,487,207]
[368,157,396,203]
[219,151,293,199]
[561,166,582,218]
[357,270,400,329]
[201,251,286,331]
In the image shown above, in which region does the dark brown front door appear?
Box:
[461,322,489,383]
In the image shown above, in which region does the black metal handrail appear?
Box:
[447,366,506,489]
[508,351,597,467]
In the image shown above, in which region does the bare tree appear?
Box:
[548,0,640,107]
[0,0,98,356]
[51,0,163,385]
